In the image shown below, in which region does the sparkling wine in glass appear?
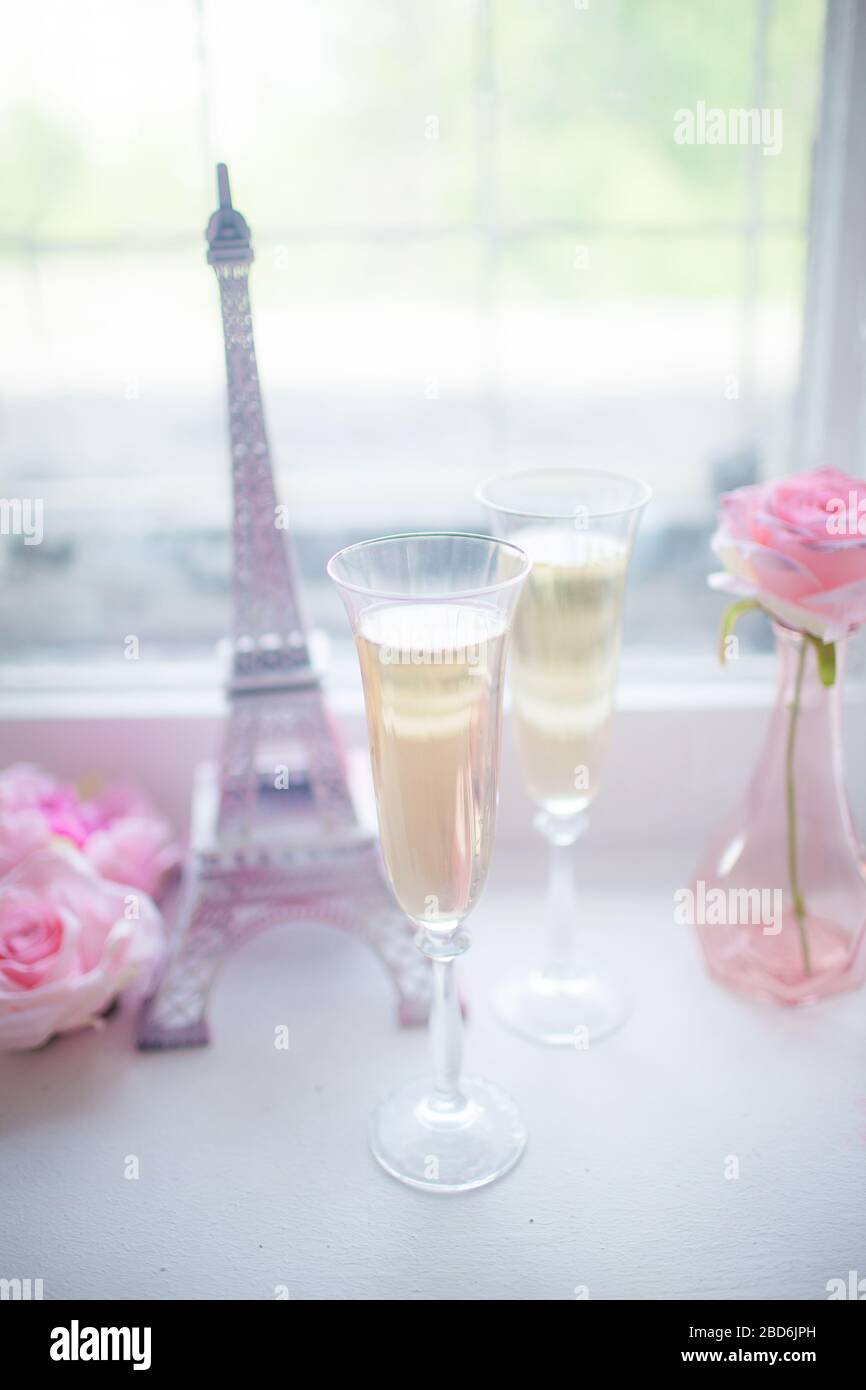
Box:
[328,532,531,1191]
[478,469,650,1045]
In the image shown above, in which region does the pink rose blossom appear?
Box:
[85,817,179,898]
[711,466,866,640]
[82,782,180,896]
[0,808,50,876]
[0,764,179,896]
[39,790,95,848]
[0,845,163,1051]
[0,764,57,810]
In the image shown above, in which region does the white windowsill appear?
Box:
[3,836,862,1301]
[0,644,794,721]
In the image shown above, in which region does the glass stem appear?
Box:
[538,811,587,974]
[430,956,464,1111]
[547,838,577,969]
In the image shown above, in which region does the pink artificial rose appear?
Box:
[711,466,866,640]
[0,845,163,1051]
[82,783,180,896]
[0,808,50,877]
[0,763,57,810]
[0,765,179,896]
[85,816,179,897]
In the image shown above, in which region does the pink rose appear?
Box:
[0,765,179,896]
[0,808,50,876]
[0,763,57,810]
[0,765,62,872]
[0,845,163,1051]
[82,783,180,896]
[85,816,179,898]
[711,467,866,640]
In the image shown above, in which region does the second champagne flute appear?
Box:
[328,532,531,1191]
[479,468,650,1045]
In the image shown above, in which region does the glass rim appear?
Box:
[476,466,652,521]
[326,530,532,602]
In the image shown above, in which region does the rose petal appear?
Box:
[0,845,164,1051]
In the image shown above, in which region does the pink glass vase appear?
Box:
[695,624,866,1005]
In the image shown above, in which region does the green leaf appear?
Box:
[718,599,761,665]
[806,635,836,687]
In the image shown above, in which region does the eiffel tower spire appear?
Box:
[207,162,311,691]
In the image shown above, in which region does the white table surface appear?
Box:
[2,843,864,1302]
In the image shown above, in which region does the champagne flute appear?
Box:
[478,469,650,1045]
[328,532,531,1191]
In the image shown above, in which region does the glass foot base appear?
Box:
[370,1075,527,1193]
[495,965,632,1046]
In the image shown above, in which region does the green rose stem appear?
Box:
[721,603,836,979]
[785,637,811,977]
[789,632,836,976]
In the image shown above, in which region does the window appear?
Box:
[0,0,825,667]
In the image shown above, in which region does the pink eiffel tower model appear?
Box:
[137,165,431,1047]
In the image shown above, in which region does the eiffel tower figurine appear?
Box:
[137,164,431,1048]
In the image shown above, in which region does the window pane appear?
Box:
[0,0,826,664]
